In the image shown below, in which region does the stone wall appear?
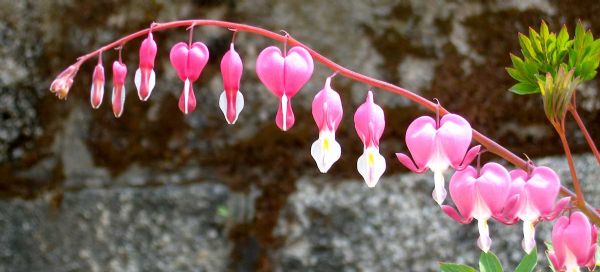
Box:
[0,0,599,271]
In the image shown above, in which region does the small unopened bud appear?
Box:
[50,65,79,99]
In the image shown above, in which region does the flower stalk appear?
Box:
[51,19,600,225]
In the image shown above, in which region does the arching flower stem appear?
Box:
[56,19,600,224]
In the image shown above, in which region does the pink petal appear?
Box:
[404,116,436,170]
[475,162,510,215]
[178,82,196,114]
[499,194,521,225]
[563,212,593,265]
[90,63,105,109]
[542,197,570,221]
[275,96,294,131]
[441,204,473,224]
[139,33,157,68]
[395,153,426,173]
[111,85,125,118]
[437,114,473,168]
[221,43,243,93]
[552,215,569,269]
[312,77,343,131]
[283,46,313,97]
[169,42,190,81]
[186,42,209,81]
[449,166,478,220]
[456,145,481,170]
[112,61,127,85]
[353,91,385,148]
[525,166,561,216]
[256,46,285,96]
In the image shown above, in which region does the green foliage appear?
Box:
[507,21,600,95]
[479,251,503,272]
[439,263,477,272]
[439,250,541,272]
[514,248,537,272]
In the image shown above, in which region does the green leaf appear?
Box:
[440,263,477,272]
[506,67,527,82]
[479,251,503,272]
[510,83,539,95]
[514,247,537,272]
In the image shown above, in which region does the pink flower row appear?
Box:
[57,30,596,271]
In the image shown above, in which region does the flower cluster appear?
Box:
[49,23,597,271]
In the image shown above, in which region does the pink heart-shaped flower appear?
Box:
[438,114,473,167]
[256,46,313,97]
[169,42,209,81]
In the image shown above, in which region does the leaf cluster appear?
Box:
[440,249,537,272]
[507,21,600,95]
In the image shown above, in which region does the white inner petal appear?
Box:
[134,68,141,98]
[219,91,229,123]
[521,220,536,254]
[235,91,244,123]
[432,170,447,205]
[183,79,190,114]
[147,69,156,99]
[357,147,386,188]
[281,94,288,131]
[477,219,492,253]
[310,130,341,173]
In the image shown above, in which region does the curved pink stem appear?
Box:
[56,19,600,225]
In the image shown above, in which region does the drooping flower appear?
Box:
[441,163,510,252]
[256,46,314,131]
[311,75,343,173]
[169,41,209,114]
[354,91,386,188]
[396,114,480,205]
[50,65,79,99]
[548,211,597,272]
[111,61,128,118]
[498,166,570,253]
[90,59,105,109]
[219,43,244,124]
[135,32,157,101]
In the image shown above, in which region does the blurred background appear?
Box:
[0,0,599,271]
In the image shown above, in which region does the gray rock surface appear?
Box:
[0,0,599,271]
[0,183,231,272]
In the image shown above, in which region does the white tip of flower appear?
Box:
[134,68,141,97]
[281,94,288,131]
[357,147,386,188]
[148,69,156,98]
[477,219,492,253]
[219,90,244,125]
[111,86,126,118]
[183,79,190,115]
[521,221,536,254]
[134,68,156,101]
[310,130,341,173]
[432,170,447,205]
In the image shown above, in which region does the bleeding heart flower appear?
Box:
[396,114,480,205]
[111,61,127,118]
[548,212,597,272]
[169,41,209,114]
[354,91,385,188]
[311,75,343,173]
[50,65,79,100]
[135,32,157,101]
[441,163,510,252]
[90,60,105,109]
[256,46,314,131]
[219,43,244,124]
[498,166,570,253]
